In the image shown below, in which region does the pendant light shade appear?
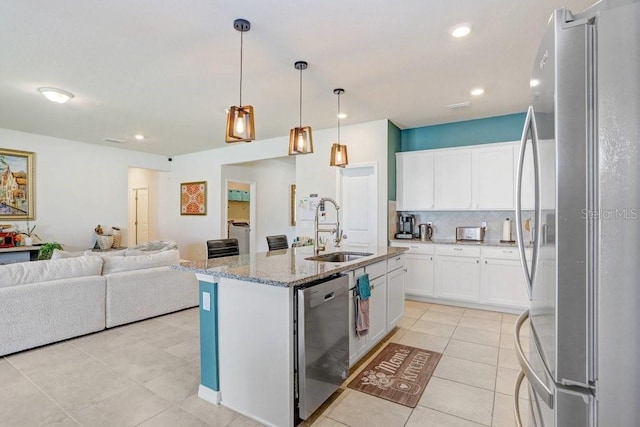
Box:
[289,61,314,155]
[330,88,348,167]
[226,19,255,143]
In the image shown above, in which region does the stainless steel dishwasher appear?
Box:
[295,274,349,421]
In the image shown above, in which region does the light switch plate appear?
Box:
[202,292,211,311]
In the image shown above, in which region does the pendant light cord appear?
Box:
[299,67,303,128]
[337,92,341,143]
[239,30,243,106]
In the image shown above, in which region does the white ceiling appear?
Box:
[0,0,594,157]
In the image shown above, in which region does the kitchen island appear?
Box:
[173,246,407,427]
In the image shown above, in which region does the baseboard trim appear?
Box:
[198,384,221,405]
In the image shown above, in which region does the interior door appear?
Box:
[133,187,149,245]
[340,165,377,252]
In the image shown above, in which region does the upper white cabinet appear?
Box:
[435,150,472,209]
[473,145,515,210]
[396,151,434,211]
[396,141,522,211]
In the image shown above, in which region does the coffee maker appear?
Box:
[395,214,416,239]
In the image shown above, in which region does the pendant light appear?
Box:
[288,61,313,155]
[225,19,255,143]
[330,88,348,167]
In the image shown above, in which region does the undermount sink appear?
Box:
[305,251,374,263]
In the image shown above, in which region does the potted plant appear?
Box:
[38,242,63,260]
[15,221,40,246]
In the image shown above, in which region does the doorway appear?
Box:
[130,187,149,245]
[338,164,378,252]
[224,180,256,254]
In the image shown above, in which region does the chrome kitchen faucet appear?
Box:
[314,197,346,254]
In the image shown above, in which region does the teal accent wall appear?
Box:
[199,280,219,391]
[387,121,401,201]
[400,113,526,152]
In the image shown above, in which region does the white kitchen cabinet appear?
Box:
[386,259,405,330]
[481,247,531,309]
[434,246,481,301]
[368,275,387,344]
[435,149,472,209]
[396,151,434,210]
[348,262,389,366]
[391,242,434,298]
[473,144,515,210]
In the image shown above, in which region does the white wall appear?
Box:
[295,120,389,250]
[158,119,390,260]
[0,128,170,250]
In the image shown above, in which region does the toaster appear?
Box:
[456,226,486,242]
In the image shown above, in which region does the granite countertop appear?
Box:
[172,246,408,288]
[390,238,532,247]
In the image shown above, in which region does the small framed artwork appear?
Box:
[0,148,35,220]
[180,181,207,215]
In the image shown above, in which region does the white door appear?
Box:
[340,165,377,252]
[133,188,149,245]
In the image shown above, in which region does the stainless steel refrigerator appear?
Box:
[514,0,640,425]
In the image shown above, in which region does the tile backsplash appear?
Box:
[394,209,535,242]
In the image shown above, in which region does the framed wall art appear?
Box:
[0,148,35,220]
[180,181,207,215]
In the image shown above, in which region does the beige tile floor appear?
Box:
[1,301,530,427]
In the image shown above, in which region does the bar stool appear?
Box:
[266,235,289,251]
[206,238,240,259]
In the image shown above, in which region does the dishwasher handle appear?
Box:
[324,292,335,302]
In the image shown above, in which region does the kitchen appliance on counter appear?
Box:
[455,225,486,242]
[395,214,415,239]
[513,1,640,425]
[418,223,433,241]
[295,274,349,422]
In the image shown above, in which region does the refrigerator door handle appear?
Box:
[513,371,526,427]
[514,310,554,408]
[515,106,540,300]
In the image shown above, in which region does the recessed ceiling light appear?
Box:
[38,87,74,104]
[470,88,484,96]
[450,23,471,38]
[530,79,540,87]
[337,113,347,119]
[134,134,145,140]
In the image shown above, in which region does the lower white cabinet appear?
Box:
[348,256,405,367]
[481,247,531,309]
[386,265,405,330]
[404,253,434,297]
[434,246,481,302]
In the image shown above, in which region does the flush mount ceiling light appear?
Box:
[225,18,255,143]
[288,61,313,156]
[450,23,471,38]
[330,88,349,168]
[38,87,74,104]
[470,87,484,96]
[134,134,145,140]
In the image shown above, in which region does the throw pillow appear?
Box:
[101,249,179,275]
[50,249,85,260]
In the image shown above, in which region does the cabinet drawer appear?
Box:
[387,255,404,272]
[390,242,434,254]
[365,261,386,280]
[436,245,481,258]
[482,246,532,260]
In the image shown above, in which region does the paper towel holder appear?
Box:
[500,217,516,243]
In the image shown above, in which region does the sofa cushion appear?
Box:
[0,256,104,288]
[101,249,179,275]
[50,249,85,260]
[127,240,178,252]
[84,249,127,257]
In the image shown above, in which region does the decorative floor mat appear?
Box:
[347,343,442,407]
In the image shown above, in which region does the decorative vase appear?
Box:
[24,237,33,246]
[111,228,122,248]
[97,235,114,250]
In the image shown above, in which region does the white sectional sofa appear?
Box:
[0,243,198,356]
